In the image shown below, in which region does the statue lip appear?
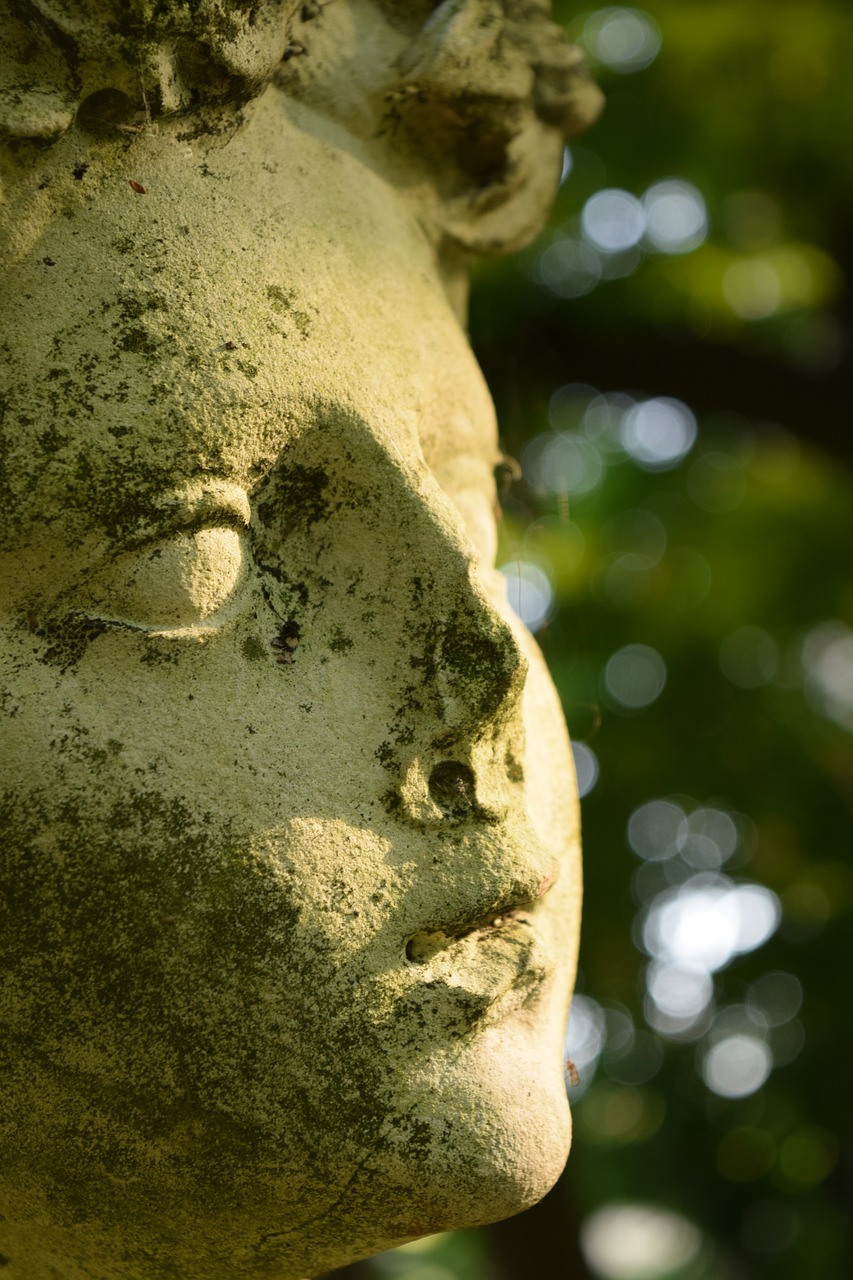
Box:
[405,903,539,965]
[397,856,564,1024]
[402,908,552,1026]
[403,862,560,964]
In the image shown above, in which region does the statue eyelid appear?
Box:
[111,484,253,553]
[71,516,253,634]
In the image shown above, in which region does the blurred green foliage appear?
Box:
[331,4,852,1279]
[508,413,852,1280]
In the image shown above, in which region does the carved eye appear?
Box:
[80,527,248,631]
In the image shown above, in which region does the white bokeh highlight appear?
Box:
[682,807,740,870]
[499,560,554,633]
[802,621,853,731]
[565,994,607,1093]
[643,180,708,254]
[702,1034,772,1098]
[643,876,781,974]
[583,7,663,74]
[580,1204,702,1280]
[605,644,667,709]
[535,433,604,496]
[621,398,698,469]
[646,962,713,1024]
[540,237,601,298]
[628,799,688,861]
[572,741,600,799]
[582,189,647,253]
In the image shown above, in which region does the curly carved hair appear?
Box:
[0,0,602,251]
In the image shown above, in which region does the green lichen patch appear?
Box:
[265,284,311,337]
[38,615,109,671]
[241,634,267,662]
[328,626,353,654]
[255,462,330,536]
[115,326,161,356]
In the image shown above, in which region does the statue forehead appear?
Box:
[0,94,496,546]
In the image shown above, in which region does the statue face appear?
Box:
[0,94,580,1277]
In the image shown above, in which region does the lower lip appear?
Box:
[406,919,550,1026]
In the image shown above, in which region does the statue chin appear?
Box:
[298,1055,573,1276]
[0,2,595,1275]
[0,1037,571,1278]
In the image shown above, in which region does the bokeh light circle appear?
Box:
[628,800,688,861]
[583,8,663,74]
[565,994,607,1090]
[540,237,601,298]
[580,1203,702,1279]
[643,878,781,974]
[621,398,698,469]
[499,560,553,632]
[538,433,604,496]
[747,972,803,1027]
[702,1034,772,1098]
[647,962,713,1022]
[605,644,667,709]
[642,180,708,254]
[582,189,646,253]
[572,741,600,798]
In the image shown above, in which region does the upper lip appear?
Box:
[402,909,550,1031]
[405,903,536,964]
[403,861,560,965]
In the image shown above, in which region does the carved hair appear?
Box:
[0,0,601,250]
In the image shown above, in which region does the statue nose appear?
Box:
[260,412,531,819]
[384,472,530,827]
[393,460,528,750]
[430,578,528,744]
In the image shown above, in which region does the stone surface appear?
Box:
[0,3,599,1275]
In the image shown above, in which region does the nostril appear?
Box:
[406,931,448,965]
[428,761,477,817]
[77,88,135,137]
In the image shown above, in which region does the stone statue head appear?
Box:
[0,2,601,1275]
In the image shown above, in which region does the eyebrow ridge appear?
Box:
[118,481,252,550]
